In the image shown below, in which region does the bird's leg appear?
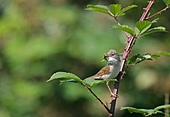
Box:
[106,81,118,98]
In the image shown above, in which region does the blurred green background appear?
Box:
[0,0,170,117]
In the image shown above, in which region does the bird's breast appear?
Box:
[108,64,120,78]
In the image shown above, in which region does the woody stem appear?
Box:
[109,0,155,117]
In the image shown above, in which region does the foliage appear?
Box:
[0,0,170,117]
[86,4,137,18]
[127,53,160,65]
[47,1,170,116]
[47,72,117,88]
[121,105,170,116]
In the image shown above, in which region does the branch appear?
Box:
[140,0,155,21]
[81,83,112,114]
[108,72,123,116]
[108,10,130,39]
[146,6,169,20]
[109,0,155,117]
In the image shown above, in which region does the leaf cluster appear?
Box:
[121,105,170,116]
[47,72,117,88]
[86,4,167,37]
[86,4,137,18]
[47,2,170,117]
[126,53,160,65]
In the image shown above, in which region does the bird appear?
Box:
[89,49,121,97]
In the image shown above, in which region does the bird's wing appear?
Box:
[91,65,110,78]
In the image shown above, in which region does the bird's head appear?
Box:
[103,49,120,62]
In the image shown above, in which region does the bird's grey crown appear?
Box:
[107,49,120,62]
[107,49,117,55]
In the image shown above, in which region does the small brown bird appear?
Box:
[90,49,121,97]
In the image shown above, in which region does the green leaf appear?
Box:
[157,51,170,57]
[120,107,155,116]
[109,4,122,16]
[109,4,137,17]
[120,5,137,13]
[83,78,117,88]
[135,27,140,36]
[151,54,160,59]
[141,26,166,37]
[163,0,170,5]
[59,79,79,85]
[121,105,170,116]
[154,104,170,111]
[127,53,160,65]
[151,18,159,23]
[118,5,137,17]
[85,4,109,15]
[120,107,163,116]
[113,25,135,36]
[46,72,82,83]
[136,21,152,35]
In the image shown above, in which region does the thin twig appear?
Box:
[81,83,111,113]
[108,10,130,39]
[140,0,155,21]
[146,6,169,20]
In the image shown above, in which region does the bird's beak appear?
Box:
[101,53,109,62]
